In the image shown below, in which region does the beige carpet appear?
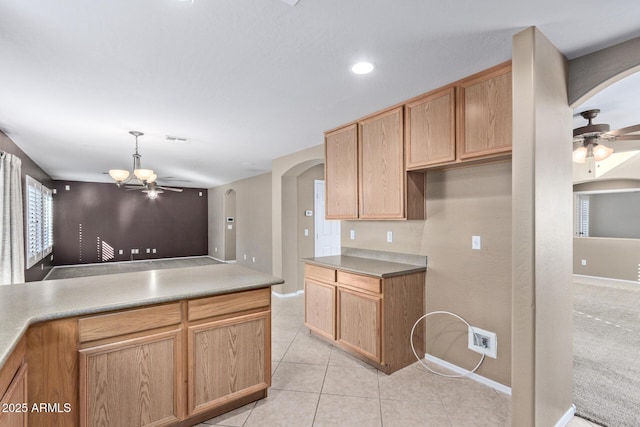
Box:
[573,276,640,427]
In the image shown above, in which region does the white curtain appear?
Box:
[0,152,25,284]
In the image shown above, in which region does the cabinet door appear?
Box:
[304,278,336,340]
[188,311,270,416]
[458,63,512,160]
[0,363,28,427]
[325,124,358,219]
[79,329,183,427]
[337,288,381,363]
[359,107,405,219]
[405,87,456,169]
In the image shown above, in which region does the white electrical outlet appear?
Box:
[146,248,150,253]
[350,230,355,240]
[152,248,156,253]
[304,228,309,236]
[387,231,393,243]
[252,257,256,263]
[119,249,123,255]
[581,259,587,266]
[468,326,497,359]
[244,254,247,260]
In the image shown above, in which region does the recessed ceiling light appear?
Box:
[351,62,375,75]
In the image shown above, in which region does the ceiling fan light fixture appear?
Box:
[572,146,587,164]
[147,189,159,199]
[593,144,614,161]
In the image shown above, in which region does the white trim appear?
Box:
[272,289,304,298]
[574,273,639,286]
[554,404,576,427]
[425,354,511,395]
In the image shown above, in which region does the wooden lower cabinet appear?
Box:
[0,288,272,427]
[337,288,381,362]
[79,329,183,427]
[304,264,425,374]
[304,279,336,340]
[188,311,270,416]
[0,363,28,427]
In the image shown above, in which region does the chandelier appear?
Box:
[109,131,157,186]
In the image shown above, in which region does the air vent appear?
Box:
[165,135,189,144]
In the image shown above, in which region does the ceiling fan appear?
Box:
[109,131,183,199]
[573,109,640,167]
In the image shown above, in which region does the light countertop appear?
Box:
[0,263,283,370]
[303,255,426,277]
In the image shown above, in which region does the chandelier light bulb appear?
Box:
[109,169,130,182]
[134,168,154,182]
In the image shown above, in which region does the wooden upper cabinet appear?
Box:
[325,124,358,219]
[358,107,405,219]
[457,62,512,160]
[405,86,456,169]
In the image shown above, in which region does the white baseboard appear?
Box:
[272,289,304,298]
[554,404,576,427]
[574,273,638,287]
[424,354,511,395]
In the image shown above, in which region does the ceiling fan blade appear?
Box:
[605,124,640,137]
[612,135,640,142]
[610,140,640,153]
[157,186,183,192]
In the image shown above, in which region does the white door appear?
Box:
[314,180,341,257]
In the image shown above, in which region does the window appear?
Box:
[574,194,590,237]
[25,175,53,268]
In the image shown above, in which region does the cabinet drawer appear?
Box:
[188,287,270,322]
[79,303,182,343]
[304,264,336,283]
[337,271,381,294]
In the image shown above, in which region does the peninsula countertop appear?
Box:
[0,263,283,370]
[303,255,426,278]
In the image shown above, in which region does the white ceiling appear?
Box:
[1,0,640,188]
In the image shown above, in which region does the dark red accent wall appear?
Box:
[1,130,54,281]
[53,181,208,265]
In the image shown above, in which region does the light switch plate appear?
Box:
[350,230,355,240]
[387,231,393,243]
[472,235,481,250]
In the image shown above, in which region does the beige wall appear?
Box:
[344,161,513,386]
[272,144,324,287]
[297,165,325,290]
[574,237,640,281]
[208,172,272,274]
[512,27,574,426]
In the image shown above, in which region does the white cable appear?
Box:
[410,310,485,378]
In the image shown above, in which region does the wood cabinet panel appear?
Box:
[304,279,336,340]
[303,264,336,283]
[0,363,27,427]
[188,312,270,416]
[79,329,182,427]
[325,124,358,219]
[188,288,270,322]
[358,107,405,219]
[458,63,512,160]
[337,288,381,362]
[337,271,381,294]
[405,87,456,169]
[79,303,182,343]
[27,318,79,427]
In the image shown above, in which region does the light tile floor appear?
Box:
[196,294,596,427]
